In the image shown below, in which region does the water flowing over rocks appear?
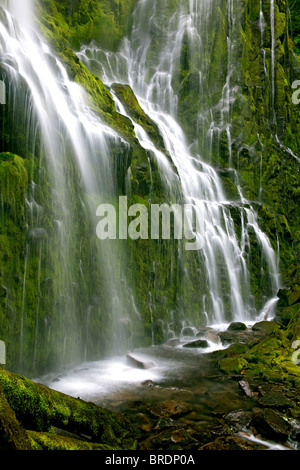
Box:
[0,0,300,452]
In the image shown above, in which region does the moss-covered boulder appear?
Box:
[0,368,137,450]
[216,292,300,387]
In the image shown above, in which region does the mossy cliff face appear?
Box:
[0,153,28,372]
[236,0,300,293]
[0,0,299,378]
[0,1,168,374]
[36,0,137,50]
[171,0,300,293]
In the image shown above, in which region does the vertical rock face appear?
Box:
[0,0,299,376]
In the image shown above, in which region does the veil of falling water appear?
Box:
[0,0,139,373]
[79,0,281,327]
[0,0,282,374]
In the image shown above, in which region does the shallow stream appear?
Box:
[37,330,297,451]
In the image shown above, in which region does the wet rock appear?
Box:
[219,331,236,345]
[154,417,182,432]
[251,321,280,335]
[51,377,60,383]
[291,425,300,443]
[126,353,155,370]
[224,410,251,431]
[199,435,264,450]
[205,331,220,344]
[149,400,191,418]
[251,408,292,441]
[181,326,196,337]
[182,339,209,348]
[53,427,87,441]
[196,327,209,337]
[141,379,155,388]
[258,392,293,410]
[151,428,198,449]
[227,322,247,331]
[277,288,291,309]
[218,356,248,374]
[238,380,256,398]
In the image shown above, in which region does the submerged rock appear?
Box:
[151,428,198,449]
[149,400,191,419]
[126,353,155,369]
[182,339,209,348]
[181,326,196,337]
[166,338,181,347]
[205,331,220,344]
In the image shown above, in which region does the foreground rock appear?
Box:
[182,339,209,348]
[251,409,292,441]
[149,400,191,419]
[0,368,137,450]
[126,353,155,369]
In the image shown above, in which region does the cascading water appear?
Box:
[0,0,282,376]
[0,0,140,374]
[79,0,281,330]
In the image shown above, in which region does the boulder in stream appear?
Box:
[251,408,292,441]
[227,322,247,331]
[182,339,209,348]
[126,353,155,369]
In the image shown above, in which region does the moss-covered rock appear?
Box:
[0,368,137,450]
[0,384,33,450]
[217,291,300,387]
[36,0,138,51]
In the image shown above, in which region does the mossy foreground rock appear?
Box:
[0,369,137,450]
[216,292,300,387]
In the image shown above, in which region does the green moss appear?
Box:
[27,430,115,450]
[0,384,33,450]
[37,0,137,51]
[219,357,249,375]
[111,83,165,149]
[0,368,137,449]
[0,153,28,223]
[217,306,300,387]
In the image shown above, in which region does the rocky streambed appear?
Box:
[95,343,300,451]
[1,316,299,451]
[42,319,300,451]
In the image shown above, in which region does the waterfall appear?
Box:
[79,0,280,328]
[0,0,282,374]
[270,0,276,124]
[0,0,139,373]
